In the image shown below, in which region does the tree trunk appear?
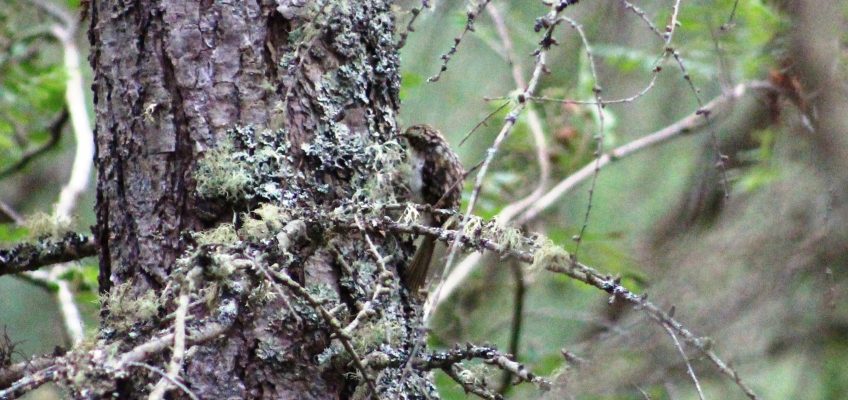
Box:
[89,1,425,398]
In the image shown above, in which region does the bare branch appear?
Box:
[0,356,55,389]
[329,209,758,399]
[0,109,69,181]
[434,81,778,308]
[661,322,705,400]
[517,82,776,224]
[429,0,577,321]
[428,0,493,82]
[0,233,96,276]
[147,293,190,400]
[0,366,60,399]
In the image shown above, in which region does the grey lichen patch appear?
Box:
[195,126,307,208]
[254,336,292,367]
[353,139,406,202]
[350,318,404,353]
[305,282,341,309]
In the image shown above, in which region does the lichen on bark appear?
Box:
[88,0,430,398]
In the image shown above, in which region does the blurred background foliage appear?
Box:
[0,0,845,399]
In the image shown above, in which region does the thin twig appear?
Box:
[148,292,190,400]
[557,16,604,257]
[516,82,773,224]
[397,1,432,49]
[443,364,500,400]
[426,1,574,320]
[428,0,492,82]
[0,200,24,224]
[261,265,381,399]
[458,100,510,147]
[483,3,551,223]
[670,50,731,198]
[432,82,775,308]
[621,0,663,40]
[0,108,69,181]
[721,0,740,31]
[345,218,395,334]
[661,322,705,400]
[127,362,199,400]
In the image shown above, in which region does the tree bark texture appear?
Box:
[89,1,425,398]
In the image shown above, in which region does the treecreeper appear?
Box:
[401,124,465,293]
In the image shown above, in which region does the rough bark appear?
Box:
[88,1,426,398]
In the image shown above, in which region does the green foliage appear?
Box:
[0,223,28,243]
[399,71,423,101]
[0,3,68,171]
[737,129,780,192]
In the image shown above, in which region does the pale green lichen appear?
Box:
[461,215,485,237]
[488,217,525,253]
[240,203,291,242]
[194,224,239,246]
[23,211,73,239]
[195,126,305,207]
[530,238,571,271]
[195,135,254,202]
[103,282,160,331]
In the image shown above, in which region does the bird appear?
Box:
[400,124,465,293]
